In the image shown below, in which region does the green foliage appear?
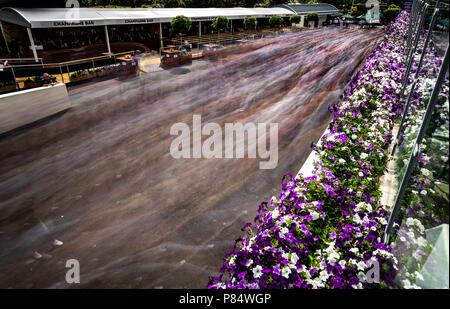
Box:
[243,16,258,30]
[239,0,260,7]
[212,16,229,32]
[269,15,283,28]
[349,6,358,17]
[260,0,290,7]
[171,15,192,35]
[306,12,319,27]
[306,12,319,22]
[24,76,41,82]
[162,0,186,7]
[383,4,402,23]
[289,14,301,25]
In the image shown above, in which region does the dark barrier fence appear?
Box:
[0,50,136,94]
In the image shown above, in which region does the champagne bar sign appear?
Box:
[41,18,165,28]
[53,20,95,27]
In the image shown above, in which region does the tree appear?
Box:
[262,0,290,8]
[306,12,319,27]
[319,0,351,10]
[349,6,358,17]
[171,15,192,36]
[162,0,186,7]
[238,0,259,7]
[212,16,229,33]
[243,16,258,31]
[289,14,301,25]
[269,15,283,28]
[383,4,401,23]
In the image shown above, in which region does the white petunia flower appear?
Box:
[356,261,366,271]
[272,209,280,219]
[319,270,329,282]
[253,265,263,278]
[357,271,366,283]
[282,267,292,279]
[291,252,299,264]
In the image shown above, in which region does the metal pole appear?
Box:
[66,64,71,82]
[407,0,430,66]
[407,0,424,59]
[415,0,440,79]
[391,1,440,155]
[91,59,95,77]
[384,45,449,244]
[59,64,64,83]
[406,0,421,64]
[26,27,39,62]
[406,0,422,57]
[159,23,163,56]
[402,1,428,97]
[198,21,202,49]
[405,0,419,56]
[104,25,111,54]
[405,0,417,51]
[10,66,18,90]
[391,79,419,155]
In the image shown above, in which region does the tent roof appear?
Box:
[0,7,294,28]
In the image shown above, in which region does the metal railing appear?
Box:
[0,57,44,65]
[0,50,138,93]
[383,0,449,244]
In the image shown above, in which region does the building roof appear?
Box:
[273,3,340,17]
[0,7,294,28]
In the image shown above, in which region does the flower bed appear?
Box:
[0,82,16,93]
[95,65,117,77]
[207,11,442,289]
[23,76,44,89]
[70,69,96,83]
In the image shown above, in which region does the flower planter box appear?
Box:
[161,54,192,68]
[70,73,96,83]
[23,81,43,89]
[0,84,16,93]
[96,69,115,77]
[119,63,138,75]
[207,11,446,290]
